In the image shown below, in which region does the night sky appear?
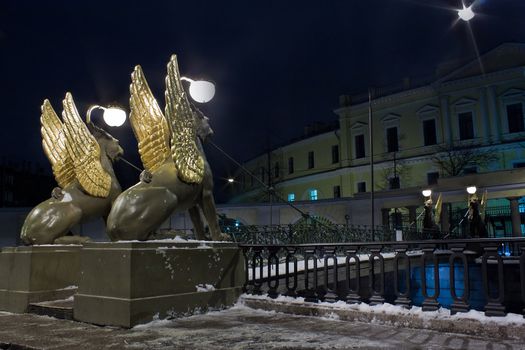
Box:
[1,0,524,201]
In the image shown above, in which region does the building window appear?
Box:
[309,189,318,201]
[331,145,339,164]
[514,162,525,168]
[423,119,437,146]
[333,185,341,198]
[355,134,365,159]
[274,162,279,179]
[386,127,399,152]
[308,151,315,169]
[507,103,524,133]
[427,172,439,185]
[287,193,295,202]
[288,157,294,174]
[389,176,400,189]
[357,182,366,193]
[458,112,474,140]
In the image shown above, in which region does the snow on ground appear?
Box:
[244,293,525,326]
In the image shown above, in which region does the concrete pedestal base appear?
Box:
[0,245,81,313]
[73,241,245,328]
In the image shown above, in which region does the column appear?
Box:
[439,95,452,145]
[478,87,490,142]
[487,86,501,143]
[381,208,390,227]
[407,205,418,228]
[508,197,522,237]
[440,202,449,235]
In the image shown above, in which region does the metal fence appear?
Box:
[240,237,525,317]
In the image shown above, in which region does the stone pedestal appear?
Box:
[73,241,245,328]
[0,245,81,313]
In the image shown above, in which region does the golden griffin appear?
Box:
[106,55,224,241]
[21,93,123,245]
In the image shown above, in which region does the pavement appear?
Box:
[0,302,524,350]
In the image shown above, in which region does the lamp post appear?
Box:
[180,77,216,103]
[86,105,127,127]
[369,88,375,240]
[457,4,475,22]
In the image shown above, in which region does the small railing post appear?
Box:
[345,246,361,304]
[449,243,469,314]
[420,243,440,311]
[267,246,280,298]
[303,247,319,302]
[285,247,298,297]
[323,246,338,302]
[482,243,506,316]
[369,245,385,305]
[242,247,250,293]
[520,243,525,318]
[252,248,264,295]
[393,244,411,308]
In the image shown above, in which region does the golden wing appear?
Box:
[40,99,76,189]
[165,55,204,184]
[61,92,111,198]
[480,190,488,220]
[129,65,170,173]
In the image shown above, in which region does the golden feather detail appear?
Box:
[61,92,111,198]
[165,55,204,184]
[129,65,170,173]
[40,99,75,189]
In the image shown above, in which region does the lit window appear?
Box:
[519,204,525,214]
[309,189,318,201]
[288,193,295,202]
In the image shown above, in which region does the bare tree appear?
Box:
[432,142,499,177]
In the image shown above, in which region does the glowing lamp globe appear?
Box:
[181,77,215,103]
[227,178,234,183]
[466,186,477,195]
[103,107,127,127]
[422,189,432,197]
[458,5,475,22]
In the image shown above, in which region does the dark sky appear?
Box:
[0,0,524,199]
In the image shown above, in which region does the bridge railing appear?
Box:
[240,237,525,317]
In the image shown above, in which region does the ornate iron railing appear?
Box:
[240,237,525,317]
[225,224,452,244]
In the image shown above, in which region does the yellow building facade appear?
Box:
[225,43,525,235]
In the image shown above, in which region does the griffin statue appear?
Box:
[21,93,123,245]
[106,55,224,241]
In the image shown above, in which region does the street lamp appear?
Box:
[180,77,215,103]
[227,178,234,183]
[457,4,475,22]
[86,105,127,127]
[466,186,477,195]
[422,189,432,198]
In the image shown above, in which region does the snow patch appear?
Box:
[196,284,216,292]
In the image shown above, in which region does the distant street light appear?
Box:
[227,178,234,183]
[457,4,475,22]
[181,77,215,103]
[466,186,477,195]
[86,105,127,127]
[422,189,432,198]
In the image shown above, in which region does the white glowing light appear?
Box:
[422,189,432,197]
[103,107,127,127]
[227,178,234,183]
[466,186,477,195]
[458,5,475,22]
[181,77,215,103]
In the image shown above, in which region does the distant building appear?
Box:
[0,160,55,207]
[223,43,525,237]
